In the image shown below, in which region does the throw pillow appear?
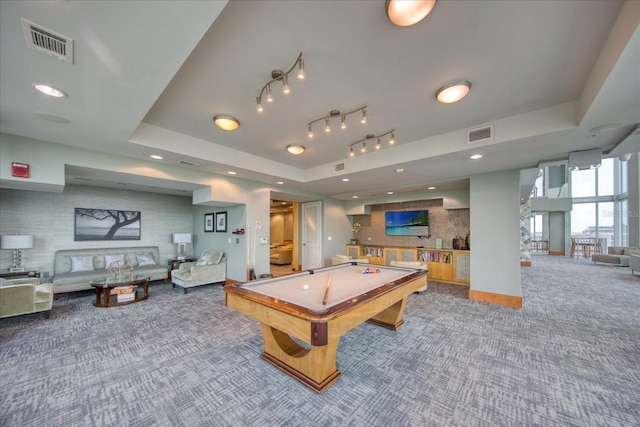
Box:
[136,253,156,266]
[104,254,125,267]
[0,277,13,287]
[196,250,223,266]
[70,255,95,273]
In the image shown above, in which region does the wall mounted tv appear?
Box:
[385,210,429,236]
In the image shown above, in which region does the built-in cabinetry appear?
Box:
[346,245,470,286]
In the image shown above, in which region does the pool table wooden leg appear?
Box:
[366,297,408,331]
[260,324,342,394]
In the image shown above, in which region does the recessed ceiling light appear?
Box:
[428,186,436,190]
[213,114,240,131]
[387,191,394,195]
[287,145,305,155]
[342,178,350,182]
[352,195,359,199]
[33,83,67,98]
[470,154,483,160]
[276,181,284,185]
[385,0,437,27]
[227,171,237,175]
[395,168,404,172]
[436,80,471,103]
[150,154,163,160]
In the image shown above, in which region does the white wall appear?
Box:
[470,170,522,298]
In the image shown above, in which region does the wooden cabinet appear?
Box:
[346,245,469,285]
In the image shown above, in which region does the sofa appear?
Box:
[630,255,640,275]
[52,246,168,296]
[270,247,293,265]
[0,277,53,319]
[171,250,226,293]
[591,246,640,267]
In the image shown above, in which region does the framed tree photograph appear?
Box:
[74,208,141,241]
[204,213,214,232]
[215,211,227,232]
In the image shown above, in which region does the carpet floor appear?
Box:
[1,255,639,426]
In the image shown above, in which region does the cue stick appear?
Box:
[321,272,333,305]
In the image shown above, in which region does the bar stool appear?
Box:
[570,237,577,258]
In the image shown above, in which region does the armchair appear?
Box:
[270,248,293,265]
[630,254,640,276]
[331,254,369,265]
[390,261,428,293]
[171,250,226,294]
[0,277,53,319]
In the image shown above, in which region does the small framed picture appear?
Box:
[204,213,214,232]
[215,211,227,233]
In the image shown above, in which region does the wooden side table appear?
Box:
[0,268,40,279]
[165,258,194,283]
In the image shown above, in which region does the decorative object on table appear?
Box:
[172,233,191,260]
[232,228,245,235]
[215,212,227,232]
[350,222,361,244]
[453,236,462,250]
[465,233,470,250]
[435,238,442,249]
[1,234,34,272]
[204,213,214,232]
[74,208,141,241]
[107,260,133,282]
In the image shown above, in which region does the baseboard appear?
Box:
[520,261,531,267]
[468,289,522,308]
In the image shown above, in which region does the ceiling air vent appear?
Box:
[334,162,346,173]
[178,160,199,167]
[467,125,493,144]
[22,19,74,64]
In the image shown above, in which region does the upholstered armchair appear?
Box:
[390,260,428,293]
[171,250,226,293]
[270,248,293,265]
[331,254,369,265]
[0,277,53,319]
[630,254,640,275]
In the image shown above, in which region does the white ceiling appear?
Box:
[1,1,639,202]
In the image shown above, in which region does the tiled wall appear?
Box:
[352,199,470,249]
[0,184,193,277]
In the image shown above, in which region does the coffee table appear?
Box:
[89,275,151,307]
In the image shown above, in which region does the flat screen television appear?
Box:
[385,210,429,236]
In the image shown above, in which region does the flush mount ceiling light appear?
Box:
[256,52,304,113]
[349,130,395,157]
[213,115,240,131]
[287,145,305,155]
[385,0,437,27]
[436,80,471,103]
[33,83,67,98]
[307,106,367,138]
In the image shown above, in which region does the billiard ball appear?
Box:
[303,284,309,291]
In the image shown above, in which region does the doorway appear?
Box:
[270,199,298,277]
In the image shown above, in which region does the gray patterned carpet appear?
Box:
[1,255,639,426]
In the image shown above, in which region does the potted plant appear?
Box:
[350,222,361,244]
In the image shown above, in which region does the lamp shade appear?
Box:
[172,233,192,244]
[1,235,34,249]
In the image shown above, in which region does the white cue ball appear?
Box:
[303,284,309,291]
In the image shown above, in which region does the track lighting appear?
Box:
[256,52,304,112]
[307,106,367,138]
[348,130,396,157]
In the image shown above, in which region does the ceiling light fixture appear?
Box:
[213,114,240,131]
[227,171,237,175]
[436,80,472,103]
[428,186,436,190]
[385,0,437,27]
[348,130,395,157]
[470,154,483,160]
[33,83,67,98]
[149,154,163,160]
[286,145,305,155]
[256,52,304,113]
[307,106,367,138]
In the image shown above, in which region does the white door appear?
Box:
[301,201,322,270]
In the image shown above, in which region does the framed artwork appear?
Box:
[204,213,214,232]
[215,211,227,232]
[74,208,141,241]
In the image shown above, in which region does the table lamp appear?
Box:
[172,233,191,260]
[1,234,34,272]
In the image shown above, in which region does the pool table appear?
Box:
[224,262,428,393]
